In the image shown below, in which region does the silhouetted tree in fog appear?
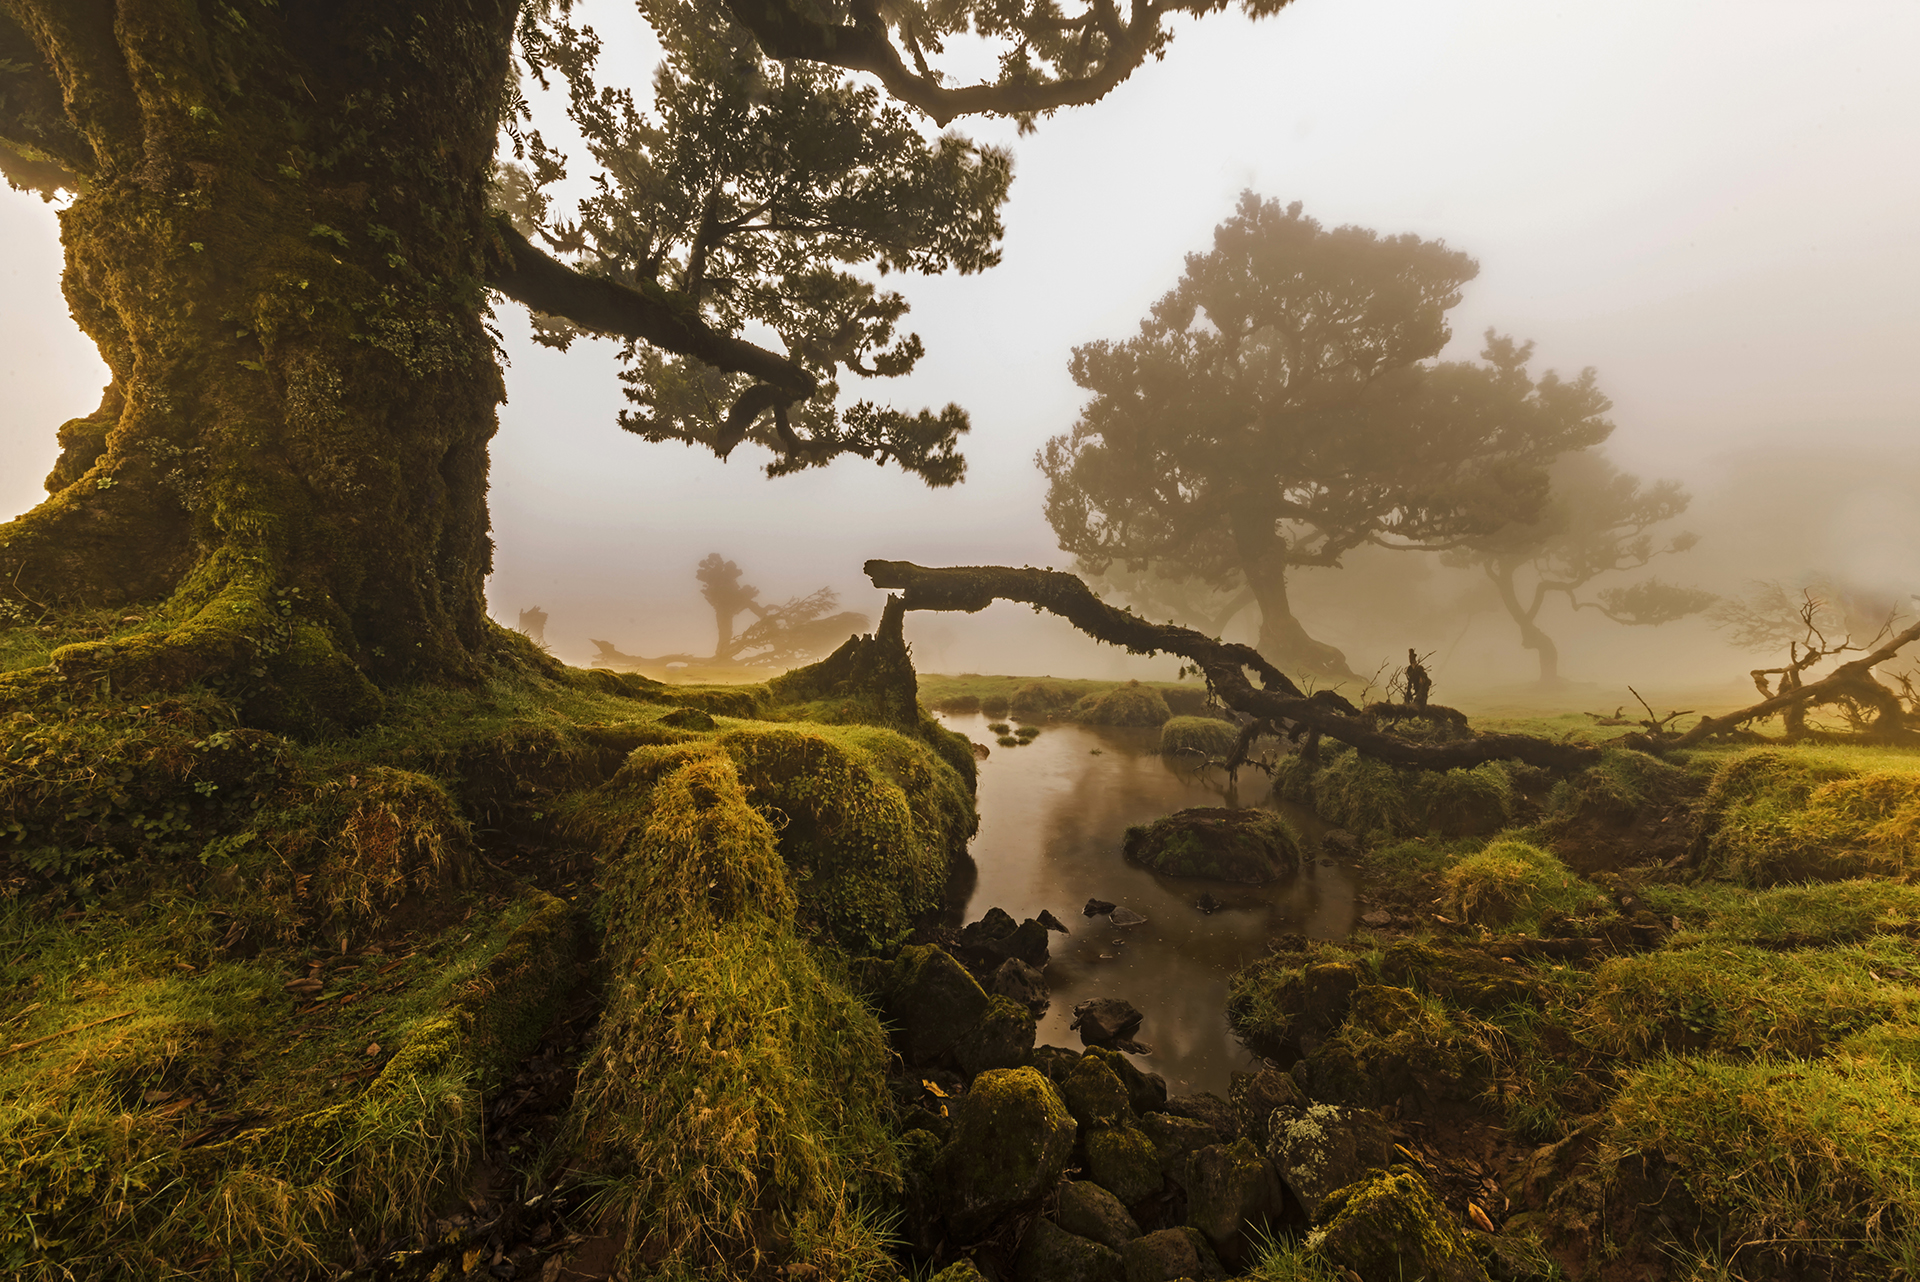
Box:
[1445,447,1714,684]
[1041,196,1611,680]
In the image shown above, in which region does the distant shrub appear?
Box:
[1008,681,1070,719]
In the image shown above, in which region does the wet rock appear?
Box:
[1071,997,1144,1048]
[988,956,1051,1016]
[1109,906,1148,927]
[1085,1125,1163,1204]
[1085,1045,1168,1115]
[1229,1065,1305,1147]
[1314,1165,1491,1282]
[1236,960,1361,1059]
[1031,1044,1082,1084]
[1014,1219,1125,1282]
[886,945,991,1064]
[1185,1138,1287,1267]
[1139,1111,1221,1187]
[955,994,1038,1079]
[1162,1091,1238,1142]
[1119,1226,1224,1282]
[1124,807,1302,884]
[957,907,1052,971]
[938,1067,1078,1239]
[1267,1102,1396,1221]
[1039,909,1071,933]
[1195,891,1223,914]
[1058,1180,1143,1250]
[1360,908,1394,927]
[1062,1055,1133,1130]
[1085,897,1117,916]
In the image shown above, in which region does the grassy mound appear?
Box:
[1696,748,1920,884]
[1160,715,1242,758]
[564,748,899,1279]
[1289,746,1516,838]
[1070,680,1172,727]
[1440,840,1606,931]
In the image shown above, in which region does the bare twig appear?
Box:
[1,1009,136,1057]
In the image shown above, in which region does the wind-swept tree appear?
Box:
[1041,195,1612,679]
[1443,447,1715,683]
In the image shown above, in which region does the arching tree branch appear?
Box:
[864,559,1600,770]
[486,215,816,403]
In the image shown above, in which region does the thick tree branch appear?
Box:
[864,559,1600,770]
[0,6,99,182]
[486,215,816,402]
[720,0,1161,126]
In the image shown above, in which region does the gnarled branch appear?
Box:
[863,559,1600,771]
[486,214,816,404]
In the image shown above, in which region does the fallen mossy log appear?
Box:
[863,560,1600,772]
[1643,618,1920,751]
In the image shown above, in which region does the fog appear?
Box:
[4,0,1916,701]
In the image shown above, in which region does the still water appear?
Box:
[936,713,1360,1097]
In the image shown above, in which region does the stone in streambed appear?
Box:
[1013,1219,1124,1282]
[1230,1064,1305,1147]
[1139,1111,1221,1188]
[937,1067,1077,1239]
[1267,1101,1396,1222]
[1085,1045,1168,1115]
[1072,997,1144,1048]
[1163,1091,1239,1142]
[1313,1165,1491,1282]
[988,956,1050,1016]
[1120,1227,1224,1282]
[1185,1138,1287,1267]
[1123,807,1301,885]
[885,944,990,1064]
[1085,1125,1163,1205]
[1057,1180,1143,1250]
[954,994,1037,1078]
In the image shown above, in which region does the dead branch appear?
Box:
[1652,617,1920,750]
[865,560,1600,771]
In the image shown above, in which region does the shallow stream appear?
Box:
[936,712,1360,1097]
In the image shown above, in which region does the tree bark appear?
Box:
[0,0,521,728]
[1230,502,1357,681]
[1489,562,1561,685]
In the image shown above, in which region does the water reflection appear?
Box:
[937,712,1358,1097]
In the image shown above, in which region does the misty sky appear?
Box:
[4,0,1917,693]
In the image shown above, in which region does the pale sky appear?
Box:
[4,0,1917,690]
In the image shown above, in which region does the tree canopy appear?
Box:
[1041,194,1613,679]
[1442,446,1715,683]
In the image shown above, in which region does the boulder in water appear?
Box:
[1124,807,1301,885]
[1071,997,1144,1048]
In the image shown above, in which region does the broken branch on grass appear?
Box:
[1,1009,135,1057]
[864,560,1600,771]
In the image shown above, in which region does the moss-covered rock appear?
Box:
[1084,1045,1168,1114]
[1015,1218,1126,1282]
[885,944,993,1065]
[1294,986,1485,1110]
[1139,1111,1222,1187]
[1062,1053,1134,1130]
[955,994,1038,1079]
[1268,1102,1396,1221]
[1312,1165,1491,1282]
[1226,956,1361,1058]
[1058,1179,1143,1249]
[1086,1124,1164,1205]
[1185,1137,1286,1265]
[1229,1065,1305,1146]
[930,1261,990,1282]
[1120,1226,1224,1281]
[938,1067,1077,1238]
[1123,806,1300,884]
[1072,680,1173,727]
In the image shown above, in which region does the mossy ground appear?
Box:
[1,617,977,1279]
[1237,731,1920,1281]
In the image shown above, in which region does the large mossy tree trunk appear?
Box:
[0,0,517,730]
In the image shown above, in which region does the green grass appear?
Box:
[1440,840,1608,932]
[1695,748,1920,885]
[1159,715,1242,758]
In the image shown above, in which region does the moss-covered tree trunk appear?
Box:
[0,0,517,730]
